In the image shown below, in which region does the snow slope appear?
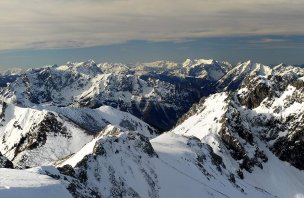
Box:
[0,168,72,198]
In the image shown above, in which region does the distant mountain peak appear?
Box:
[182,58,215,67]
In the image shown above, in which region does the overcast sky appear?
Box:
[0,0,304,67]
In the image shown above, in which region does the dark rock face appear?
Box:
[53,165,101,198]
[128,132,158,157]
[271,112,304,170]
[271,137,304,170]
[66,182,101,198]
[0,101,7,121]
[236,73,304,170]
[0,74,19,87]
[292,78,304,90]
[238,75,286,109]
[217,74,245,91]
[132,100,178,131]
[57,164,75,177]
[93,143,107,156]
[216,96,268,173]
[239,80,271,109]
[12,112,70,159]
[0,152,14,168]
[219,124,267,173]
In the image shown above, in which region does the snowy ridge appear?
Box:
[0,102,157,168]
[0,102,93,168]
[57,60,102,76]
[216,60,272,91]
[173,92,229,140]
[36,105,159,138]
[181,58,229,81]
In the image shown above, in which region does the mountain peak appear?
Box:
[244,60,252,64]
[195,58,215,65]
[141,60,179,68]
[182,58,193,67]
[182,58,215,67]
[58,60,102,75]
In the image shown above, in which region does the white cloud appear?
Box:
[0,0,303,50]
[249,38,288,44]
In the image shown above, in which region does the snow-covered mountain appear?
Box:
[0,68,23,88]
[0,102,92,168]
[238,75,304,170]
[0,101,158,168]
[216,60,272,91]
[0,58,304,198]
[0,59,231,131]
[35,125,274,198]
[181,58,231,81]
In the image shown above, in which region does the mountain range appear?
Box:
[0,58,303,198]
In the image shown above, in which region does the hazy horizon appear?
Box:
[0,1,304,68]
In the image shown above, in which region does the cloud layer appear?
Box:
[1,0,304,50]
